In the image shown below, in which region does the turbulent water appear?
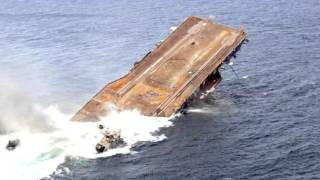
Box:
[1,0,320,179]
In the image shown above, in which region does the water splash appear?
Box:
[0,104,173,180]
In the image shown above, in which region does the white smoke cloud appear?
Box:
[0,78,56,134]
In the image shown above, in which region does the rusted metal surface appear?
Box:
[71,16,246,122]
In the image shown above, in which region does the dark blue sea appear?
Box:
[1,0,320,179]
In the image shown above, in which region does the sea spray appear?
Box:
[0,80,56,134]
[0,105,174,180]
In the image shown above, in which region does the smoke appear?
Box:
[0,78,56,134]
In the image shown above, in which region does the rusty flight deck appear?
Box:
[71,16,246,122]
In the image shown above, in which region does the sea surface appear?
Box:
[0,0,320,179]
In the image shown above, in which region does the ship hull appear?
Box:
[71,16,246,121]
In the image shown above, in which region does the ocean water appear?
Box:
[0,0,320,179]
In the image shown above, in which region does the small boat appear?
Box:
[6,139,20,151]
[95,125,125,153]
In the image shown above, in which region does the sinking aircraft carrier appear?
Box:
[71,16,246,122]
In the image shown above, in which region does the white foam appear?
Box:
[187,108,207,113]
[170,26,177,32]
[0,105,173,180]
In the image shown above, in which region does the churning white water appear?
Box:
[0,103,173,180]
